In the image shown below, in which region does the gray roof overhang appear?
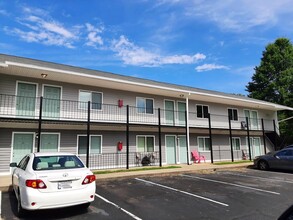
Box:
[1,54,292,112]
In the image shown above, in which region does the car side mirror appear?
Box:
[10,162,17,167]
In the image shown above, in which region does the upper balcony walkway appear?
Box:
[0,94,276,132]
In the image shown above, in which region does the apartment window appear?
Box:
[136,97,154,114]
[137,136,154,152]
[196,105,209,118]
[198,137,210,152]
[231,137,241,151]
[79,90,102,110]
[78,135,102,155]
[228,108,238,121]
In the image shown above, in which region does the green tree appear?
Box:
[246,38,293,142]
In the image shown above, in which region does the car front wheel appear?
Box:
[258,160,269,171]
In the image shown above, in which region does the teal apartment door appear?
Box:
[244,110,259,130]
[251,137,261,158]
[16,83,36,117]
[178,102,186,126]
[12,133,34,164]
[43,86,61,118]
[178,135,187,163]
[165,100,175,125]
[166,136,176,164]
[40,134,59,152]
[250,111,259,130]
[247,137,262,158]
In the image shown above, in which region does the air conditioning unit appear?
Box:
[241,121,247,129]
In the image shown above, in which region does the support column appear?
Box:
[126,105,130,169]
[37,96,43,152]
[185,96,190,165]
[228,116,234,162]
[208,113,213,163]
[261,119,267,154]
[158,108,162,167]
[273,119,277,150]
[86,101,90,168]
[246,117,252,161]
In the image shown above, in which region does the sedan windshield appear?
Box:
[33,155,85,171]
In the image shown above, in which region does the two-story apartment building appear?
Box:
[0,54,292,174]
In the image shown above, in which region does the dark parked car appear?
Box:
[254,148,293,171]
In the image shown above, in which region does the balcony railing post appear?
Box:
[37,96,43,152]
[273,119,277,150]
[261,119,267,154]
[158,108,162,167]
[228,115,234,162]
[126,105,129,169]
[86,101,91,168]
[246,117,252,161]
[208,113,213,163]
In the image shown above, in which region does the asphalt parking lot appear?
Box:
[1,167,293,220]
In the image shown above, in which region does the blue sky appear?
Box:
[1,0,293,95]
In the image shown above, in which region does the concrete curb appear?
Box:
[95,163,253,181]
[0,162,254,192]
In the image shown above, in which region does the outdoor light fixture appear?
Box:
[41,73,48,78]
[179,94,184,98]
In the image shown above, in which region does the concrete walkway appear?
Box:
[0,162,253,192]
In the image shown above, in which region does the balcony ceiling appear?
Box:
[1,57,292,112]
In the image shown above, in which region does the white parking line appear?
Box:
[221,172,293,184]
[95,193,142,220]
[182,174,280,195]
[135,178,229,207]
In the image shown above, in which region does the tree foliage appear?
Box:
[246,38,293,141]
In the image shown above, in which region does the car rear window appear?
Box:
[33,155,85,171]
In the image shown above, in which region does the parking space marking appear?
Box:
[95,193,142,220]
[182,174,280,195]
[135,178,229,207]
[221,172,293,184]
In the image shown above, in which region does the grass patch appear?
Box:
[93,166,181,175]
[213,160,252,165]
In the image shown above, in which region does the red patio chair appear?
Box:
[191,150,206,163]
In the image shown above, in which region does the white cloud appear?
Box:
[4,6,107,49]
[4,27,76,49]
[112,35,205,66]
[195,63,229,72]
[159,0,293,32]
[4,6,79,48]
[234,66,255,77]
[4,5,208,67]
[85,23,104,47]
[0,9,9,16]
[41,21,75,38]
